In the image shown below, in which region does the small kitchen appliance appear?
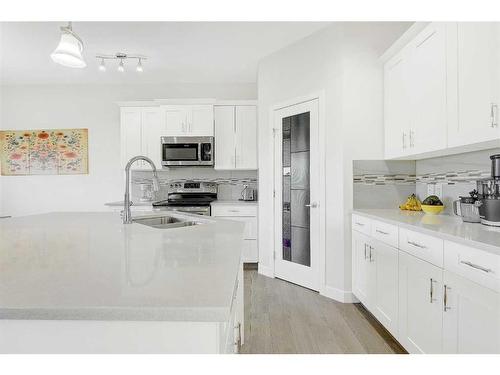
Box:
[239,185,257,201]
[453,190,481,223]
[476,154,500,227]
[152,181,217,216]
[161,136,214,167]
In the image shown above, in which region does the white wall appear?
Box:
[0,83,256,216]
[257,22,410,300]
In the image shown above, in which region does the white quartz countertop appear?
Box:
[210,200,258,206]
[105,201,153,207]
[353,209,500,255]
[0,212,244,322]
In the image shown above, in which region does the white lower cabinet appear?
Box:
[442,270,500,354]
[398,250,443,354]
[352,213,500,354]
[352,228,398,337]
[211,203,258,263]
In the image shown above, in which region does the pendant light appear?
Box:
[50,22,86,68]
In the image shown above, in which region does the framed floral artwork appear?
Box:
[0,129,88,176]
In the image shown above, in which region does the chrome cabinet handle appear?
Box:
[375,229,389,235]
[234,322,242,353]
[364,244,368,260]
[460,260,493,274]
[409,129,415,148]
[369,246,374,262]
[407,240,427,249]
[429,278,437,303]
[355,222,365,227]
[402,131,407,150]
[491,103,498,128]
[444,285,451,312]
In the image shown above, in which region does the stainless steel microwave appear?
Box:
[161,136,214,167]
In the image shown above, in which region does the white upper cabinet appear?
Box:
[214,106,236,169]
[162,105,214,136]
[214,105,257,170]
[235,106,258,170]
[449,23,500,147]
[410,23,448,154]
[383,22,500,159]
[384,49,412,158]
[120,106,163,169]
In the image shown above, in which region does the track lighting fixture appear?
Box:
[95,52,147,73]
[51,22,86,68]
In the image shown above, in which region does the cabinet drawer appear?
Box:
[399,227,444,267]
[444,241,500,292]
[242,240,258,263]
[216,216,257,239]
[212,205,257,217]
[371,220,398,248]
[352,214,372,235]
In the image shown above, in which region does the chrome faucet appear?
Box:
[123,155,160,224]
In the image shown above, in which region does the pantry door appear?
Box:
[274,99,320,291]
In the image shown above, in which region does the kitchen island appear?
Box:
[0,212,245,353]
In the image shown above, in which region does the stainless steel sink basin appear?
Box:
[132,215,198,229]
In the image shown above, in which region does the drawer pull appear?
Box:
[375,229,389,235]
[407,240,427,249]
[228,210,240,213]
[355,222,365,227]
[369,246,374,262]
[364,243,368,260]
[460,260,493,274]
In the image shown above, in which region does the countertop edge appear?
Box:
[352,209,500,255]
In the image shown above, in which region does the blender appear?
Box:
[476,154,500,227]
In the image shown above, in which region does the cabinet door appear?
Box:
[371,240,399,338]
[384,49,412,159]
[443,271,500,354]
[352,230,374,308]
[399,251,443,353]
[235,106,258,170]
[449,22,500,146]
[411,23,448,154]
[141,107,164,168]
[188,105,214,136]
[163,105,189,136]
[214,106,236,169]
[120,107,142,168]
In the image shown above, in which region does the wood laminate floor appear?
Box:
[241,270,406,354]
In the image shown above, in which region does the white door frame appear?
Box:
[269,91,326,293]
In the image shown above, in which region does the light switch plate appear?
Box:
[434,183,443,200]
[427,184,435,196]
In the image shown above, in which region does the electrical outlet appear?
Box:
[427,184,435,196]
[434,183,443,200]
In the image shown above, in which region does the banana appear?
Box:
[399,194,422,211]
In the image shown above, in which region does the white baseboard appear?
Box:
[320,285,358,303]
[257,264,274,278]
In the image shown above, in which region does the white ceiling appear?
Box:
[0,22,331,85]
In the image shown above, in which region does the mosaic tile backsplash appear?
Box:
[353,148,500,212]
[131,168,258,201]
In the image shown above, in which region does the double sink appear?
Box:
[133,215,199,229]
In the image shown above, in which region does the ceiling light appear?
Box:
[118,59,125,72]
[136,58,143,72]
[98,58,106,72]
[50,22,86,68]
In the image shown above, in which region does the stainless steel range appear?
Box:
[152,181,217,216]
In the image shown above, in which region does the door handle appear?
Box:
[491,103,498,128]
[305,202,318,208]
[429,278,437,303]
[369,246,374,262]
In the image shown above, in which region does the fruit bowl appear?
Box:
[421,204,444,215]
